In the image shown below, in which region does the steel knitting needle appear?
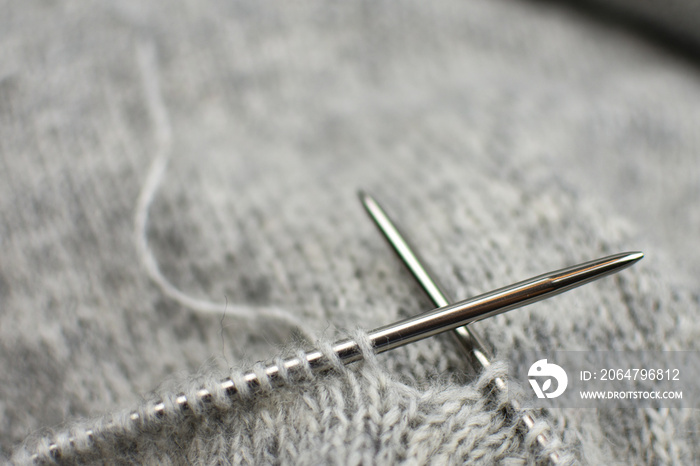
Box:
[359,190,563,462]
[55,249,644,461]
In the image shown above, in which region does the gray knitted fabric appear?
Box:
[2,1,700,464]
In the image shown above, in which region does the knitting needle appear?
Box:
[50,252,645,462]
[359,191,564,461]
[51,247,642,466]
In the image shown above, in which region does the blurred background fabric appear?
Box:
[1,0,699,463]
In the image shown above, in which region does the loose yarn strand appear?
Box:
[133,42,314,339]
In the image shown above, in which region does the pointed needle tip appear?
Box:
[358,190,380,212]
[357,189,370,203]
[625,251,645,263]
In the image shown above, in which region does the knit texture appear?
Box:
[2,0,700,464]
[16,331,573,464]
